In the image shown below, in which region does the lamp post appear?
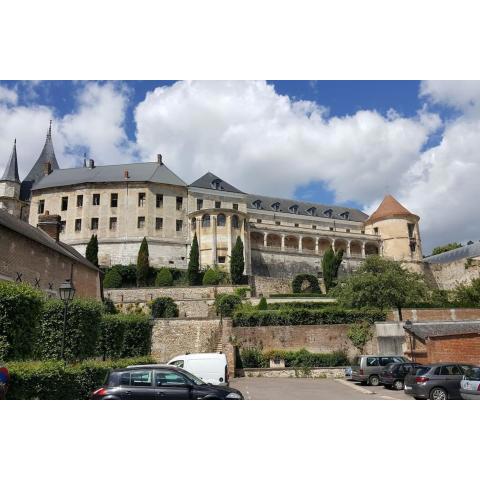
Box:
[59,279,75,363]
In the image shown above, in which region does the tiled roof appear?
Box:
[1,139,19,183]
[404,321,480,340]
[365,195,418,225]
[189,172,244,194]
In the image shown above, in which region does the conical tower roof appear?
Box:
[20,121,60,200]
[365,194,419,225]
[1,139,20,183]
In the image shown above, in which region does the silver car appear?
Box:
[460,367,480,400]
[351,355,407,386]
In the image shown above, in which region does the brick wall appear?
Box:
[387,308,480,322]
[426,334,480,364]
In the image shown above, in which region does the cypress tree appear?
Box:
[322,246,344,292]
[85,234,99,267]
[230,236,245,285]
[136,237,150,287]
[188,233,200,285]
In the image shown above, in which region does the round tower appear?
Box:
[364,194,422,262]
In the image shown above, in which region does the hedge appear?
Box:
[0,281,44,361]
[5,356,155,400]
[269,293,328,298]
[215,294,242,317]
[233,307,386,327]
[292,274,321,294]
[155,268,173,287]
[267,302,332,310]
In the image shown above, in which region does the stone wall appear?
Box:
[238,367,347,378]
[250,275,292,297]
[424,259,480,290]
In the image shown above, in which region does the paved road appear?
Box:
[230,377,413,400]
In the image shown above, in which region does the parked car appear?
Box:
[460,367,480,400]
[344,366,352,379]
[91,365,243,400]
[0,363,9,400]
[168,353,229,386]
[404,363,476,400]
[380,362,422,390]
[351,355,408,386]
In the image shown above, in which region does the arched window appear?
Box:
[271,202,280,212]
[252,199,262,209]
[289,204,299,214]
[217,213,226,227]
[191,218,196,229]
[202,214,210,228]
[232,214,239,228]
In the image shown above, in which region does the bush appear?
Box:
[103,268,122,288]
[102,298,118,314]
[202,268,221,285]
[234,287,251,299]
[6,356,155,400]
[36,298,103,362]
[292,274,321,294]
[0,281,44,361]
[347,321,373,354]
[233,306,386,327]
[155,268,174,287]
[120,314,153,357]
[257,297,268,310]
[151,297,179,318]
[215,294,242,317]
[269,293,327,298]
[230,236,245,285]
[188,233,200,285]
[267,302,332,310]
[239,347,268,368]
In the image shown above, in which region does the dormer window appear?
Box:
[271,202,280,212]
[340,211,350,220]
[252,199,262,210]
[211,179,223,190]
[289,204,299,214]
[323,208,333,218]
[306,206,317,216]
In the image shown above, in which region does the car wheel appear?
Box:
[393,380,404,390]
[368,375,380,387]
[429,387,448,400]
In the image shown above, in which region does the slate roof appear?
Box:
[246,193,369,222]
[0,209,99,272]
[189,172,244,194]
[1,139,19,183]
[32,161,187,191]
[365,194,418,225]
[20,124,60,201]
[424,242,480,264]
[404,321,480,340]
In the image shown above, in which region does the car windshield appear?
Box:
[414,366,431,376]
[177,368,206,385]
[464,367,480,381]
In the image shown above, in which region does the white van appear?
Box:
[168,353,229,386]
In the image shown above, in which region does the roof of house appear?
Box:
[189,172,244,194]
[1,139,20,183]
[246,193,369,222]
[404,321,480,340]
[0,209,99,272]
[424,242,480,264]
[365,194,418,225]
[32,161,187,191]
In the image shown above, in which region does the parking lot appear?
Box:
[230,377,413,400]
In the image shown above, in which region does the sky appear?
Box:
[0,80,478,254]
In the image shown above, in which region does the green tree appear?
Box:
[215,294,242,318]
[187,233,200,285]
[322,246,344,291]
[333,255,428,321]
[258,297,268,310]
[85,234,99,267]
[136,237,150,287]
[150,297,179,318]
[103,268,122,288]
[155,268,174,287]
[431,242,463,256]
[230,236,245,285]
[347,321,373,354]
[202,268,220,285]
[453,278,480,307]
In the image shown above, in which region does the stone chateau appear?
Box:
[1,124,424,278]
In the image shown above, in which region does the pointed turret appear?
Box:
[1,139,20,183]
[20,121,60,201]
[365,194,418,225]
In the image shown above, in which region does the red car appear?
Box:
[0,363,9,400]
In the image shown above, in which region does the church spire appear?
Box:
[1,138,20,183]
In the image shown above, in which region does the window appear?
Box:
[109,217,117,230]
[329,227,334,231]
[407,223,415,238]
[306,206,316,216]
[218,256,226,264]
[324,209,333,218]
[75,219,82,231]
[361,230,365,234]
[439,365,462,375]
[111,193,118,208]
[271,202,280,212]
[202,214,210,228]
[252,199,262,209]
[176,196,183,210]
[155,371,187,386]
[211,179,222,190]
[232,215,239,228]
[170,360,184,368]
[93,194,100,206]
[176,219,183,232]
[233,203,238,210]
[138,192,146,207]
[374,227,379,235]
[91,218,99,230]
[312,225,317,230]
[130,370,153,387]
[340,211,350,220]
[275,221,281,226]
[191,218,196,229]
[295,223,299,227]
[60,221,66,233]
[61,196,68,211]
[38,199,45,214]
[120,372,130,385]
[137,216,145,228]
[196,198,203,210]
[217,214,226,227]
[156,194,163,208]
[346,228,350,233]
[215,201,221,208]
[366,357,379,367]
[77,195,83,207]
[156,217,163,230]
[289,204,299,214]
[257,219,262,223]
[379,357,399,366]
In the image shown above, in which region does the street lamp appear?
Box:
[59,279,75,363]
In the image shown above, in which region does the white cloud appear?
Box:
[420,80,480,113]
[0,85,18,105]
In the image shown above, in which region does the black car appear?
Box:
[91,365,244,400]
[380,362,422,390]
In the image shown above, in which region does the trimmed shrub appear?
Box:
[0,281,44,361]
[202,268,220,286]
[136,237,150,287]
[155,268,173,287]
[188,233,200,285]
[234,287,251,299]
[257,297,268,310]
[6,356,155,400]
[263,349,349,368]
[269,293,327,298]
[151,297,179,318]
[35,298,103,362]
[233,306,386,327]
[103,268,122,288]
[267,302,332,310]
[98,314,126,359]
[239,347,268,368]
[292,274,321,294]
[215,294,242,317]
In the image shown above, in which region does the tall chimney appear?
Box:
[157,154,163,165]
[88,158,95,169]
[124,169,130,179]
[43,162,52,176]
[38,211,62,242]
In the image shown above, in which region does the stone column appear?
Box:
[298,235,303,252]
[281,234,285,251]
[212,214,217,265]
[332,238,336,253]
[361,241,366,258]
[263,232,268,247]
[227,214,233,260]
[196,215,202,268]
[347,240,351,258]
[315,238,319,254]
